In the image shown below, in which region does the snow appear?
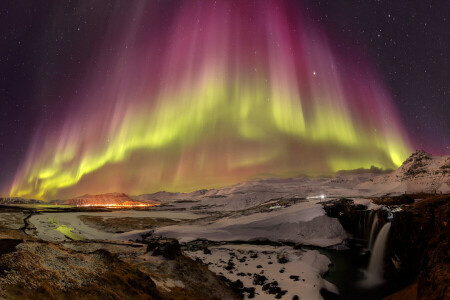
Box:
[154,201,347,247]
[356,153,450,195]
[138,174,381,212]
[29,210,202,242]
[185,244,338,300]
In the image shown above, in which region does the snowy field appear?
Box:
[154,201,347,247]
[185,244,338,299]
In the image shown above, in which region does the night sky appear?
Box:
[0,1,448,198]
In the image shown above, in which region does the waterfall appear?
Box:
[362,211,368,236]
[359,222,391,287]
[368,214,379,250]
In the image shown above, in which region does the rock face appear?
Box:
[323,198,366,235]
[0,241,162,300]
[323,198,388,239]
[388,194,450,300]
[64,192,144,206]
[357,150,450,194]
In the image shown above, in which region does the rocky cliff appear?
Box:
[387,194,449,300]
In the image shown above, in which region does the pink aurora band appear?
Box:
[10,0,411,199]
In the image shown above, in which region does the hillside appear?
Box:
[357,150,450,195]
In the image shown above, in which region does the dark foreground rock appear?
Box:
[0,242,162,300]
[147,238,182,259]
[0,239,22,256]
[387,194,449,300]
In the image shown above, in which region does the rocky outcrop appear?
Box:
[147,238,182,260]
[323,198,388,239]
[323,198,367,236]
[357,151,450,194]
[387,194,449,300]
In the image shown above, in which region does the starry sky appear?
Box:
[0,0,448,199]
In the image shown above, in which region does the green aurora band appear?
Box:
[10,1,411,199]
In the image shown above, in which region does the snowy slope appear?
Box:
[137,174,378,211]
[154,201,347,247]
[357,150,450,195]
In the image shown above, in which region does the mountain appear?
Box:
[357,150,450,195]
[0,197,44,205]
[64,192,151,206]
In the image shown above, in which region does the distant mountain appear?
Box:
[68,151,449,207]
[64,192,154,206]
[357,150,450,194]
[0,197,44,205]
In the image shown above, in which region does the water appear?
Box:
[321,238,403,300]
[360,222,391,287]
[368,214,378,250]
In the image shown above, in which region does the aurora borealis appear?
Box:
[4,1,416,199]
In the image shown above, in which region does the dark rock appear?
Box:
[253,274,267,285]
[246,287,256,298]
[262,280,286,298]
[320,288,339,300]
[387,194,450,300]
[150,239,181,260]
[289,275,299,281]
[323,198,367,236]
[233,279,243,289]
[0,239,22,256]
[277,252,289,264]
[225,261,235,271]
[221,277,255,299]
[372,195,414,206]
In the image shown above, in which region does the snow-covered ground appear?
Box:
[29,210,202,242]
[356,152,450,195]
[185,244,338,300]
[138,174,378,212]
[154,201,347,247]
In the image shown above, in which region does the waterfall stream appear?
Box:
[368,214,379,250]
[359,222,391,287]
